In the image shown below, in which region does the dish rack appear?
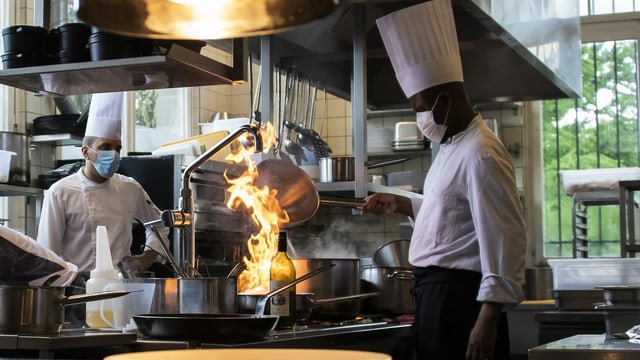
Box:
[561,169,640,258]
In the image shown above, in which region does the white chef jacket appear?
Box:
[409,114,526,305]
[37,169,169,273]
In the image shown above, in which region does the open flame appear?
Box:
[223,122,285,293]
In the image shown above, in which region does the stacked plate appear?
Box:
[392,121,426,151]
[391,139,426,151]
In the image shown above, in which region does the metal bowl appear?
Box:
[373,239,411,268]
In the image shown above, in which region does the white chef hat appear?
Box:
[376,0,463,98]
[85,92,123,140]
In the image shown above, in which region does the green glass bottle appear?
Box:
[269,231,296,329]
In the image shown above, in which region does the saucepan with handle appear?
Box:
[0,285,129,333]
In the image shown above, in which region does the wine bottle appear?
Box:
[270,231,296,329]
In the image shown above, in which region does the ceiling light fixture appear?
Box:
[75,0,337,40]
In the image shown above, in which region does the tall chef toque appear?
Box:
[85,92,124,140]
[376,0,463,98]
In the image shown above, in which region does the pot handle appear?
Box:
[312,292,380,307]
[59,290,130,307]
[254,263,336,316]
[388,270,415,280]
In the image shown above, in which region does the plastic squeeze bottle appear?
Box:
[85,225,122,328]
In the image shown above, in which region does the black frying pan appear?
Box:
[132,313,279,341]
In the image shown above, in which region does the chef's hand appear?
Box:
[120,250,158,273]
[358,193,413,217]
[465,302,502,360]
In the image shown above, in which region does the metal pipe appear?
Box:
[166,124,263,277]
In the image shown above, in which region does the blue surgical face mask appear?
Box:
[88,148,120,179]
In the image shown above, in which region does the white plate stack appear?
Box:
[392,121,425,151]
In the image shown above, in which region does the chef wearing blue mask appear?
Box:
[37,92,168,278]
[359,1,526,359]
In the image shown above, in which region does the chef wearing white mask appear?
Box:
[37,92,168,277]
[359,1,526,360]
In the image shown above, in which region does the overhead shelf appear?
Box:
[31,134,83,146]
[0,43,247,96]
[0,184,43,197]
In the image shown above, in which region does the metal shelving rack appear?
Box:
[570,191,620,258]
[619,180,640,257]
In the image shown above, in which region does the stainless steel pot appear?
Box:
[124,278,179,313]
[361,266,415,315]
[373,239,411,268]
[178,277,237,314]
[319,157,354,182]
[0,285,128,333]
[291,258,361,318]
[0,132,30,186]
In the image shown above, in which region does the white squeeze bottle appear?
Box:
[85,225,121,328]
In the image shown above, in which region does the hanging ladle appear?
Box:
[284,73,305,156]
[297,80,318,150]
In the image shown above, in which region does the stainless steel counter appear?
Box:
[529,334,640,360]
[136,322,413,358]
[0,322,412,359]
[0,329,136,359]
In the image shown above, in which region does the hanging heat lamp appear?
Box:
[75,0,337,40]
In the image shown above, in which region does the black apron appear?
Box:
[413,266,510,360]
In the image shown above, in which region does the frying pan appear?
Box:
[132,313,278,341]
[255,158,319,228]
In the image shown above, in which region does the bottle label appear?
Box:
[269,280,290,316]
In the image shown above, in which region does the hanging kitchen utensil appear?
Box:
[254,158,319,227]
[284,73,304,156]
[297,80,318,151]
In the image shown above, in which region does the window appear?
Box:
[543,2,640,258]
[581,0,640,15]
[131,89,187,153]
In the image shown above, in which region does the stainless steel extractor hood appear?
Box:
[249,0,582,108]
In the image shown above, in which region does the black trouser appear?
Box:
[413,266,510,360]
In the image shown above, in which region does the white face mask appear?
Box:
[416,93,449,144]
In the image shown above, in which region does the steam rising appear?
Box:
[288,219,360,258]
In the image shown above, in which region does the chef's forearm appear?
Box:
[139,249,160,270]
[395,195,414,217]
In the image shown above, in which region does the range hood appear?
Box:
[249,0,582,108]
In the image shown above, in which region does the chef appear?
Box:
[37,91,168,279]
[359,1,526,359]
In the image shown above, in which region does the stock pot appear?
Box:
[361,265,415,315]
[291,258,361,318]
[0,131,30,185]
